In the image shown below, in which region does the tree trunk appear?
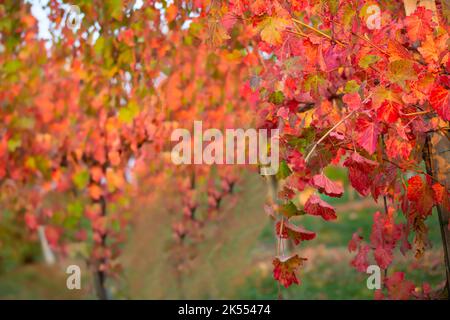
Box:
[37,225,56,265]
[93,195,109,300]
[265,175,294,254]
[424,133,450,298]
[403,0,450,298]
[93,266,108,300]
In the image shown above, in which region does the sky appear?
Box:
[28,0,146,41]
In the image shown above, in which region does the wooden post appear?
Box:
[403,0,450,299]
[37,226,56,265]
[424,134,450,298]
[404,0,437,15]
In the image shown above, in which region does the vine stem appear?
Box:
[352,32,389,56]
[292,18,345,46]
[315,13,389,56]
[277,218,285,257]
[304,94,373,163]
[403,110,433,117]
[304,110,356,162]
[93,194,108,300]
[381,134,389,287]
[423,134,450,298]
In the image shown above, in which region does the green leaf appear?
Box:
[327,0,340,15]
[25,157,36,169]
[111,219,121,232]
[64,215,80,229]
[67,200,84,218]
[119,101,139,123]
[304,73,326,95]
[189,21,203,38]
[286,135,305,148]
[342,5,356,29]
[283,56,303,73]
[344,80,360,93]
[7,136,21,152]
[35,156,50,177]
[94,36,105,56]
[358,55,380,69]
[259,16,290,45]
[118,48,133,66]
[279,201,304,219]
[387,59,417,85]
[73,170,90,190]
[3,60,22,74]
[107,0,123,21]
[13,116,35,130]
[277,160,292,179]
[269,91,285,105]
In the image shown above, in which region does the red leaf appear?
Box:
[351,244,370,272]
[343,153,378,196]
[89,184,103,201]
[343,93,361,111]
[273,254,307,288]
[25,212,38,230]
[221,12,237,31]
[276,220,316,245]
[385,133,412,160]
[278,186,295,200]
[311,173,344,198]
[277,106,290,120]
[407,176,434,217]
[118,29,135,47]
[287,149,306,172]
[431,183,445,204]
[348,168,371,196]
[344,152,379,172]
[385,272,415,300]
[374,290,385,300]
[429,85,450,121]
[304,194,337,220]
[356,117,380,154]
[407,176,424,201]
[348,232,363,252]
[431,182,450,211]
[45,226,60,247]
[404,7,434,42]
[370,210,401,246]
[377,100,400,123]
[387,40,414,60]
[374,246,393,269]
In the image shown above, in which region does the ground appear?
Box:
[0,170,446,299]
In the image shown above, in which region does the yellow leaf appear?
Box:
[418,34,449,64]
[259,17,290,45]
[166,4,178,23]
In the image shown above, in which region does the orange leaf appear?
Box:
[89,184,103,200]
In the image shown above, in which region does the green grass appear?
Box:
[239,203,445,300]
[259,206,442,248]
[0,264,89,299]
[0,170,446,299]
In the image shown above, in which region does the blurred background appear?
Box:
[0,0,446,300]
[0,168,445,299]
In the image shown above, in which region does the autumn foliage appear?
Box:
[0,0,449,300]
[217,0,449,299]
